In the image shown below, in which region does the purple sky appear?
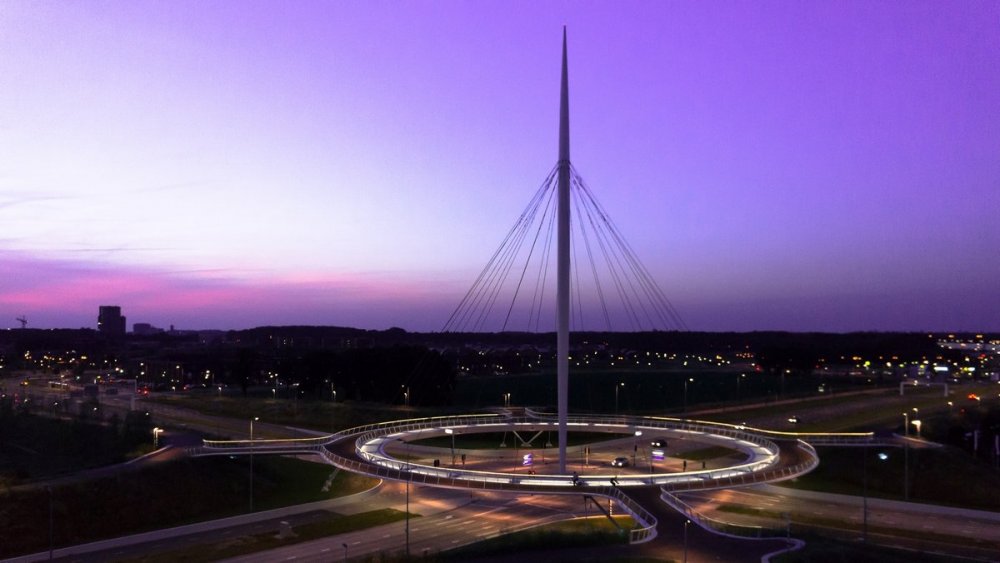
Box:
[2,2,998,332]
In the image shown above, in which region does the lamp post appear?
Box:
[503,392,511,408]
[250,416,259,512]
[683,378,694,414]
[862,446,868,542]
[152,427,163,449]
[633,430,642,468]
[615,382,624,415]
[901,413,909,501]
[445,428,456,466]
[912,419,922,439]
[683,519,690,563]
[405,444,411,556]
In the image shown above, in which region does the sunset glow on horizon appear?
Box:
[2,2,998,332]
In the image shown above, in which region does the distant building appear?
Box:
[97,306,126,337]
[133,322,164,336]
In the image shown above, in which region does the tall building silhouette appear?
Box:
[98,305,126,336]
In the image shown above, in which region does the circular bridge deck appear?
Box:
[200,410,830,493]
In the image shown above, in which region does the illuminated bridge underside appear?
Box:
[195,411,866,492]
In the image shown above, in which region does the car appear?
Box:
[788,415,801,424]
[611,456,629,468]
[650,437,668,448]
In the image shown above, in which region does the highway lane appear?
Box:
[219,489,587,562]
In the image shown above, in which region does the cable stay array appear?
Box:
[442,164,687,334]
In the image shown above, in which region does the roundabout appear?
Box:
[196,409,868,544]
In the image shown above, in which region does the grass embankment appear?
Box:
[149,393,460,435]
[0,456,378,559]
[443,516,633,560]
[780,426,1000,511]
[122,508,411,563]
[716,504,998,553]
[773,534,962,563]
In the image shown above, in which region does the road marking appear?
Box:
[451,540,460,544]
[321,548,330,552]
[382,534,391,538]
[352,541,361,545]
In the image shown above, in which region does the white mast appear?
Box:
[556,26,570,474]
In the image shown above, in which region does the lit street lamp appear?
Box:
[397,438,411,556]
[445,428,456,466]
[912,419,922,439]
[152,427,164,449]
[633,430,642,468]
[683,519,690,563]
[683,378,694,414]
[615,382,624,415]
[250,416,259,512]
[901,412,909,501]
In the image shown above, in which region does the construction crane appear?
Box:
[16,316,27,329]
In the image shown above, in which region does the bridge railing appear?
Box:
[202,434,333,449]
[349,415,784,488]
[662,440,818,493]
[595,486,658,544]
[660,488,785,540]
[314,444,656,544]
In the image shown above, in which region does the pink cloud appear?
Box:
[0,251,456,330]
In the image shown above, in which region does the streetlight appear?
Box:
[445,428,456,466]
[683,378,694,414]
[503,392,511,408]
[862,446,868,542]
[152,427,164,449]
[633,430,642,469]
[683,519,690,563]
[912,419,922,439]
[250,416,259,512]
[615,382,624,415]
[397,438,411,556]
[901,413,909,501]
